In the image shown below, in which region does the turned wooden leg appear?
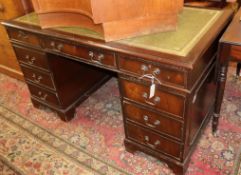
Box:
[213,43,230,134]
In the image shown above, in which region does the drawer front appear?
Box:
[14,45,49,70]
[21,66,55,90]
[118,56,185,87]
[126,122,182,159]
[44,39,116,68]
[120,79,185,118]
[123,101,183,140]
[27,83,60,106]
[8,28,41,47]
[230,45,241,61]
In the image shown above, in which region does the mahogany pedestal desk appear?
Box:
[2,7,232,175]
[214,7,241,132]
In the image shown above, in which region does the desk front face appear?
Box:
[2,7,233,175]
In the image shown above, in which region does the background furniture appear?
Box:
[214,7,241,132]
[2,7,232,175]
[31,0,183,41]
[0,0,32,80]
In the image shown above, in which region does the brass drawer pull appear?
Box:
[89,51,105,64]
[0,3,5,12]
[17,31,29,39]
[38,91,48,101]
[32,73,43,83]
[50,41,63,52]
[144,136,160,149]
[153,68,161,75]
[142,92,161,106]
[25,55,36,64]
[141,64,149,72]
[143,115,160,128]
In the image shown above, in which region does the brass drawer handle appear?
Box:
[25,55,36,64]
[32,73,43,83]
[142,92,161,106]
[143,115,160,128]
[144,136,160,149]
[89,51,105,64]
[141,64,149,72]
[38,91,48,101]
[50,41,63,52]
[0,3,5,12]
[153,68,160,75]
[17,31,29,39]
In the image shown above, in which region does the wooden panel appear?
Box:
[14,45,49,71]
[28,83,60,106]
[120,78,185,118]
[21,65,55,90]
[123,101,184,140]
[126,122,182,159]
[118,55,185,87]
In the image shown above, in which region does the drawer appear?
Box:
[120,78,185,118]
[14,45,49,70]
[123,101,183,140]
[126,122,182,159]
[118,55,185,87]
[27,83,60,107]
[44,39,116,68]
[21,65,55,90]
[230,45,241,61]
[8,28,41,47]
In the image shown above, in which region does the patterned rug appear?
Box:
[0,65,240,175]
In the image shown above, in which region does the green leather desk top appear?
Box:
[16,7,222,56]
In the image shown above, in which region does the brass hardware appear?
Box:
[38,91,48,101]
[153,68,160,75]
[141,64,148,72]
[0,3,4,12]
[142,92,148,99]
[154,96,161,103]
[25,55,36,64]
[32,73,42,83]
[50,41,63,51]
[143,115,161,128]
[144,136,160,149]
[89,51,105,64]
[17,31,28,39]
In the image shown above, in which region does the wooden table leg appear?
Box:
[213,43,231,133]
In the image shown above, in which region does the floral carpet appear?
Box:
[0,65,240,175]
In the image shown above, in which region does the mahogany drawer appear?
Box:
[21,65,55,90]
[7,28,41,47]
[43,39,116,68]
[14,45,49,71]
[230,45,241,61]
[120,78,185,118]
[123,101,183,140]
[27,83,60,107]
[126,122,182,159]
[118,55,185,87]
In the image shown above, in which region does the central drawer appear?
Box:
[43,38,117,68]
